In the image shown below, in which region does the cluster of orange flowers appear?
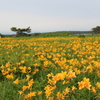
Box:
[0,37,100,99]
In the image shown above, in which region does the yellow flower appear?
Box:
[27,67,31,70]
[53,71,66,82]
[22,86,28,91]
[67,71,76,79]
[78,77,91,90]
[53,76,60,82]
[6,73,14,79]
[96,82,100,89]
[45,91,52,98]
[24,54,29,56]
[72,86,77,91]
[63,87,70,95]
[21,60,25,64]
[16,62,20,66]
[47,73,53,78]
[62,80,69,84]
[33,63,40,67]
[5,62,11,67]
[24,92,36,99]
[13,79,20,84]
[34,69,39,72]
[91,86,96,94]
[44,85,56,98]
[56,92,64,99]
[74,68,80,74]
[28,79,34,88]
[21,66,27,73]
[37,91,42,95]
[26,75,31,81]
[1,65,5,69]
[27,92,36,97]
[48,97,54,100]
[18,91,23,95]
[1,70,8,75]
[48,79,56,85]
[83,77,91,90]
[78,81,85,90]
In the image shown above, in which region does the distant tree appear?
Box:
[11,27,31,36]
[92,26,100,35]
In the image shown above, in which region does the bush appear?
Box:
[78,34,85,38]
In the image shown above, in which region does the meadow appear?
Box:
[0,36,100,100]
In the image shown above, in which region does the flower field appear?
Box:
[0,37,100,100]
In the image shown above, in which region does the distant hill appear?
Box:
[66,31,92,34]
[32,31,92,34]
[30,31,92,37]
[1,31,92,37]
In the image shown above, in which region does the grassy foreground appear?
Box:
[0,36,100,100]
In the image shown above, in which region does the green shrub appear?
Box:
[78,34,86,38]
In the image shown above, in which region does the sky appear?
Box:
[0,0,100,34]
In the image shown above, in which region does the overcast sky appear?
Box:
[0,0,100,34]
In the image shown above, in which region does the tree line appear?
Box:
[10,26,100,36]
[0,26,100,37]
